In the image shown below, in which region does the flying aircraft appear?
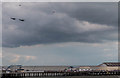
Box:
[52,10,56,14]
[19,4,21,6]
[10,17,25,22]
[10,17,16,20]
[19,19,25,21]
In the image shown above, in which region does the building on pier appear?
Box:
[77,62,120,72]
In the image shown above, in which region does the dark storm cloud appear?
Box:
[52,3,118,26]
[2,2,118,47]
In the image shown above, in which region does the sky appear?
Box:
[2,2,118,66]
[0,2,2,66]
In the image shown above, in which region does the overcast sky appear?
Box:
[2,2,118,66]
[0,2,2,66]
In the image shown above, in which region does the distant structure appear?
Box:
[2,62,120,73]
[77,62,120,72]
[1,62,120,77]
[100,62,120,66]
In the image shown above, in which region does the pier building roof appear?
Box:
[100,62,120,67]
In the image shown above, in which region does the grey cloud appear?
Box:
[51,3,118,26]
[2,2,118,47]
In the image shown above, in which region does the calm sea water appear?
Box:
[25,76,120,78]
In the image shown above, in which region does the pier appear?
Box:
[1,70,120,78]
[2,62,120,78]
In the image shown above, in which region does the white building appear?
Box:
[77,62,120,71]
